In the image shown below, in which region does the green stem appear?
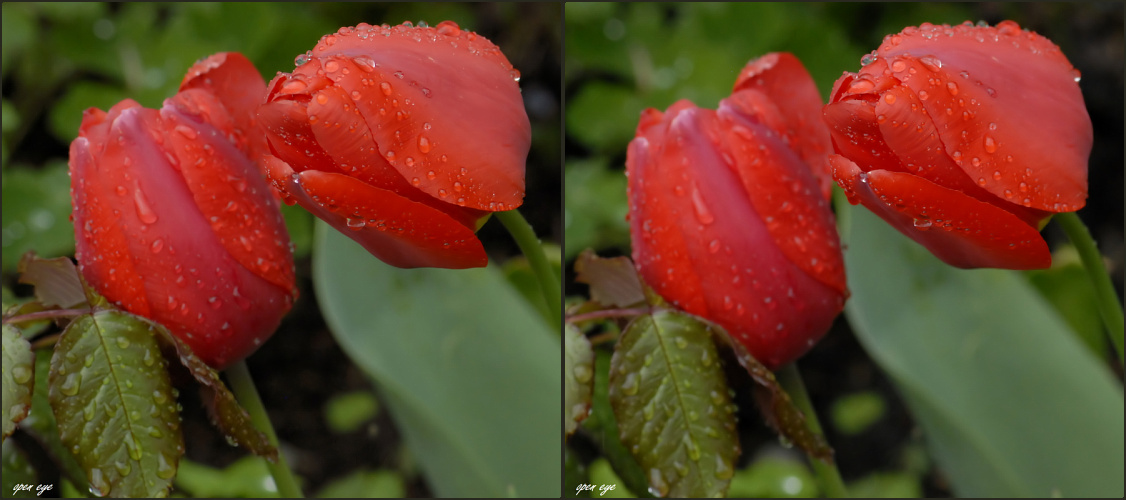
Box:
[1056,212,1124,365]
[226,361,303,498]
[776,363,848,498]
[496,209,561,327]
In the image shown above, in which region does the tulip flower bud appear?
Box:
[258,21,530,269]
[823,21,1091,270]
[69,54,296,369]
[627,54,848,369]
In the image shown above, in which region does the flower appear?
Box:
[823,20,1091,270]
[626,54,848,369]
[69,54,296,369]
[258,21,530,269]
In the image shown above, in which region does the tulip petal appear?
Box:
[313,26,529,211]
[264,156,486,269]
[880,24,1089,211]
[180,52,269,162]
[874,80,1050,227]
[823,98,907,174]
[162,95,296,293]
[717,101,848,297]
[831,154,1050,270]
[258,98,339,176]
[305,83,487,229]
[732,53,834,199]
[629,106,844,368]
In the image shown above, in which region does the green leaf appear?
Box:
[16,253,87,309]
[2,439,38,497]
[583,349,651,497]
[1,162,76,272]
[2,324,35,440]
[173,456,278,498]
[565,324,595,438]
[316,469,406,498]
[19,350,86,487]
[1026,249,1108,358]
[838,200,1125,497]
[609,310,738,497]
[312,220,559,498]
[848,471,923,499]
[829,391,886,436]
[280,202,314,259]
[574,249,645,308]
[47,82,129,144]
[563,159,630,260]
[48,310,184,497]
[586,458,636,498]
[727,455,818,498]
[324,391,380,435]
[502,243,563,326]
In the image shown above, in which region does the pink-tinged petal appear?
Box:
[717,99,848,297]
[822,98,907,174]
[879,24,1089,211]
[732,52,834,199]
[161,94,296,293]
[258,98,338,175]
[873,80,1050,227]
[264,155,486,269]
[830,154,1050,270]
[629,105,843,369]
[180,52,269,162]
[313,26,528,211]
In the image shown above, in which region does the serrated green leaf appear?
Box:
[316,468,406,499]
[2,439,38,497]
[609,310,738,497]
[574,249,645,308]
[312,220,559,498]
[565,324,595,438]
[19,350,86,487]
[839,199,1125,497]
[1,162,76,272]
[48,310,183,498]
[2,324,35,440]
[16,253,87,309]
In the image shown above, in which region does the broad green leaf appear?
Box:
[1026,248,1107,358]
[574,249,645,308]
[609,310,738,498]
[565,324,595,438]
[502,243,563,326]
[48,311,184,497]
[2,439,38,498]
[324,391,380,435]
[727,456,818,498]
[173,456,278,498]
[19,350,86,487]
[316,469,406,498]
[586,458,636,498]
[312,221,559,498]
[1,162,76,272]
[16,253,86,309]
[583,350,650,498]
[839,200,1125,497]
[2,324,35,439]
[563,159,629,260]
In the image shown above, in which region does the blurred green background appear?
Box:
[565,3,1123,498]
[3,2,561,497]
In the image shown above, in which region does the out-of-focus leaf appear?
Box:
[582,349,651,497]
[566,83,644,154]
[609,310,738,497]
[1026,248,1107,358]
[839,199,1125,497]
[727,455,818,498]
[564,159,629,259]
[17,253,86,309]
[313,221,559,498]
[48,310,184,498]
[848,471,924,498]
[173,456,279,498]
[1,162,76,272]
[830,391,886,436]
[586,458,636,498]
[1,4,36,78]
[574,249,645,308]
[2,324,35,440]
[324,391,380,435]
[564,448,589,498]
[565,324,595,438]
[2,439,38,497]
[316,469,406,499]
[502,243,563,327]
[19,350,85,486]
[47,82,129,143]
[280,202,314,259]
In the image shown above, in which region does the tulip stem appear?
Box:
[496,209,561,327]
[1055,212,1124,365]
[226,360,304,498]
[776,363,849,498]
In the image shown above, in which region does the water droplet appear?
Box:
[153,390,167,404]
[992,171,1002,180]
[150,238,164,254]
[89,467,109,495]
[890,59,907,72]
[83,404,95,422]
[715,455,734,480]
[380,81,392,96]
[114,460,132,477]
[416,135,432,154]
[173,125,197,139]
[156,453,176,479]
[116,337,130,349]
[708,240,720,254]
[133,188,158,224]
[883,93,897,105]
[124,434,142,461]
[315,93,328,105]
[60,373,81,396]
[946,81,959,95]
[914,219,933,230]
[324,60,340,73]
[648,469,669,497]
[11,364,31,384]
[691,186,714,225]
[983,134,997,153]
[620,372,639,395]
[920,56,943,72]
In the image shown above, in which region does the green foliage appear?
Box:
[2,324,35,440]
[312,220,559,498]
[173,456,280,498]
[316,469,406,498]
[324,391,380,435]
[2,439,38,498]
[1,162,75,272]
[830,391,887,436]
[838,198,1125,497]
[565,324,595,438]
[727,455,818,498]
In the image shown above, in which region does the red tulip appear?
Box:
[258,21,530,269]
[69,54,296,369]
[824,21,1091,270]
[627,56,848,369]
